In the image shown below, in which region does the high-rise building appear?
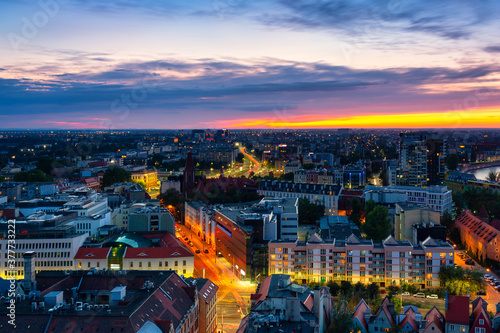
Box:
[426,135,447,185]
[397,133,428,186]
[183,152,196,195]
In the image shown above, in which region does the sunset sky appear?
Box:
[0,0,499,129]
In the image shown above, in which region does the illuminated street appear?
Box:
[176,224,256,333]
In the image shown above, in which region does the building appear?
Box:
[454,209,500,262]
[0,212,88,279]
[318,215,361,240]
[426,135,447,185]
[64,194,111,237]
[186,278,218,333]
[353,298,442,333]
[394,202,441,241]
[364,185,453,215]
[197,148,238,164]
[397,133,428,187]
[0,269,200,333]
[470,297,493,333]
[237,274,332,333]
[126,165,158,189]
[0,182,23,201]
[294,169,334,185]
[444,172,477,193]
[111,200,162,229]
[258,180,342,215]
[445,295,470,333]
[268,234,453,288]
[214,198,299,281]
[128,205,175,234]
[74,231,195,276]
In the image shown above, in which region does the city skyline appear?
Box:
[1,0,500,129]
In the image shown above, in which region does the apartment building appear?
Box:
[258,180,342,215]
[268,234,453,288]
[364,185,453,215]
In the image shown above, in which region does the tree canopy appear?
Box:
[446,154,459,171]
[14,169,53,182]
[101,167,131,187]
[439,266,485,296]
[298,198,325,225]
[363,205,391,242]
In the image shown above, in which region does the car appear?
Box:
[413,293,425,298]
[204,249,209,254]
[380,290,386,294]
[401,292,410,296]
[494,285,500,290]
[195,249,201,254]
[184,237,189,241]
[188,241,194,247]
[426,294,438,299]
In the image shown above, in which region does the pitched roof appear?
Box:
[425,307,444,331]
[74,247,111,260]
[455,210,500,245]
[445,295,470,325]
[352,299,370,331]
[478,205,489,220]
[374,297,396,327]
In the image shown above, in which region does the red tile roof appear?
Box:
[446,295,470,325]
[74,247,111,260]
[455,210,499,245]
[425,306,444,331]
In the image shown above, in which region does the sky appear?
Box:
[0,0,499,129]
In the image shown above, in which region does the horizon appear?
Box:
[1,1,499,129]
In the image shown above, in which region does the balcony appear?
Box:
[412,279,425,283]
[412,258,425,262]
[372,277,385,282]
[333,268,346,273]
[372,263,385,268]
[411,271,425,277]
[412,264,425,269]
[333,255,346,260]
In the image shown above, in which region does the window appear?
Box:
[460,326,465,332]
[148,262,151,268]
[130,262,134,268]
[479,319,484,325]
[88,262,91,268]
[139,262,142,268]
[159,262,162,267]
[475,328,485,333]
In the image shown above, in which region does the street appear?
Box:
[177,224,255,333]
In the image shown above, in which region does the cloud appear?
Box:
[484,45,500,53]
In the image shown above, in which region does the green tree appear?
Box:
[159,188,185,221]
[280,172,294,181]
[446,154,459,171]
[302,163,315,170]
[327,280,340,297]
[298,198,325,225]
[340,281,353,298]
[327,299,354,333]
[439,266,485,295]
[101,167,131,187]
[367,283,380,302]
[441,211,454,229]
[13,169,53,182]
[133,179,147,189]
[363,205,391,242]
[365,199,376,215]
[349,197,362,228]
[36,157,56,175]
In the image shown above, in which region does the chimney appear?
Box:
[286,297,301,322]
[23,251,37,292]
[364,307,371,323]
[313,287,324,332]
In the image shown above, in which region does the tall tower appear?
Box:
[426,135,447,185]
[23,251,37,292]
[183,152,195,195]
[397,133,427,187]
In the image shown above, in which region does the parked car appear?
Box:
[401,292,410,296]
[413,293,425,298]
[188,241,194,247]
[426,294,438,299]
[195,249,201,254]
[204,249,209,254]
[184,237,189,241]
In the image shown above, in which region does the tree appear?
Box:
[133,179,147,189]
[302,163,315,170]
[441,211,454,229]
[349,197,362,228]
[487,170,499,183]
[446,154,459,171]
[159,188,185,221]
[327,280,340,297]
[298,198,325,225]
[101,167,131,187]
[327,299,354,333]
[36,157,56,175]
[13,169,53,182]
[439,266,485,295]
[280,172,294,181]
[363,205,391,242]
[340,281,353,298]
[367,283,380,302]
[365,199,376,216]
